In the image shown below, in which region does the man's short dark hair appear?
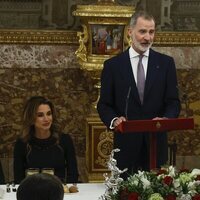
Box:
[16,173,64,200]
[129,10,155,27]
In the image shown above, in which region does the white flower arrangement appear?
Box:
[109,166,200,200]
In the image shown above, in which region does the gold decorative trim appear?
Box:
[0,29,78,44]
[73,4,134,18]
[0,30,199,45]
[156,122,161,129]
[154,32,200,46]
[78,55,108,71]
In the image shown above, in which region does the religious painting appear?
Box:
[90,24,125,55]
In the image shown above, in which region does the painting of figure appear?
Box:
[91,24,124,55]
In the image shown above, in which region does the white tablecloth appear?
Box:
[0,183,105,200]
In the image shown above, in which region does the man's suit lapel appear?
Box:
[119,49,141,104]
[144,49,160,100]
[119,49,160,104]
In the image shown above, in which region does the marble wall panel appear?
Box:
[153,47,200,69]
[0,44,200,182]
[0,45,79,69]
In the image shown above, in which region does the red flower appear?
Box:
[165,194,176,200]
[157,169,167,175]
[120,188,129,200]
[192,194,200,200]
[163,176,173,186]
[195,175,200,181]
[128,192,139,200]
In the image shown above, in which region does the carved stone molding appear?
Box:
[0,30,199,46]
[154,32,200,46]
[86,114,113,182]
[0,29,78,44]
[73,4,134,18]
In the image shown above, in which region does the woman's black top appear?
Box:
[13,133,78,184]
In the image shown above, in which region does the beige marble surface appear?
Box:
[154,47,200,69]
[176,156,200,170]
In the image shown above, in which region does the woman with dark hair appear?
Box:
[13,96,79,184]
[16,173,64,200]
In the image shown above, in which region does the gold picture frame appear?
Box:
[90,24,125,55]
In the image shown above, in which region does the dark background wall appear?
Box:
[0,0,199,31]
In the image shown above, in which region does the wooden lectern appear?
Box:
[116,118,194,169]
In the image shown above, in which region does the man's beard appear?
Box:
[132,35,153,52]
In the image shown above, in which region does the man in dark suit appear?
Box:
[97,11,181,178]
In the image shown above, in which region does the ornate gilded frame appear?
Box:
[0,30,199,46]
[154,32,200,46]
[0,29,78,45]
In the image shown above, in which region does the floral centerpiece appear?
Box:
[110,166,200,200]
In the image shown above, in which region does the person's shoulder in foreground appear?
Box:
[16,173,64,200]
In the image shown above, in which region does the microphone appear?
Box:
[125,86,131,120]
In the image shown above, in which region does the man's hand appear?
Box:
[113,116,126,128]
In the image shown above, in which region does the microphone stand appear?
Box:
[125,86,131,120]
